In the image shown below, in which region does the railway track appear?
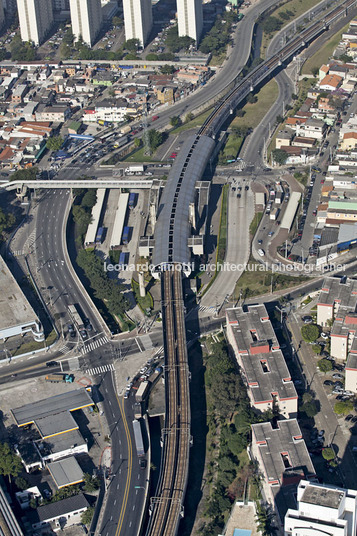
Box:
[146,2,357,534]
[146,267,190,536]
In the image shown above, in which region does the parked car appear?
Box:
[332,373,343,380]
[321,332,329,339]
[302,316,313,324]
[324,380,334,386]
[258,249,265,257]
[345,414,354,421]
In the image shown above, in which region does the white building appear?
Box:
[285,480,357,536]
[69,0,102,47]
[123,0,152,47]
[177,0,203,44]
[16,0,54,46]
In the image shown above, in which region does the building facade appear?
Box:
[17,0,54,46]
[177,0,203,44]
[123,0,152,47]
[69,0,102,47]
[285,480,357,536]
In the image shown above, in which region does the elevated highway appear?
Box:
[147,1,357,535]
[0,179,153,191]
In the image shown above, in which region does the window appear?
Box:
[250,329,258,342]
[281,452,292,468]
[260,360,270,373]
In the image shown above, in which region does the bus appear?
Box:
[122,226,131,245]
[96,226,105,244]
[119,251,128,268]
[128,193,137,210]
[68,304,84,330]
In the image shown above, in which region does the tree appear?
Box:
[15,477,29,490]
[46,136,64,152]
[81,189,97,209]
[160,64,176,75]
[112,16,123,27]
[312,344,321,355]
[148,129,163,152]
[185,112,194,123]
[334,400,354,415]
[81,507,95,525]
[236,109,245,117]
[146,53,158,61]
[124,38,140,52]
[134,137,141,148]
[170,116,181,127]
[255,502,278,536]
[311,66,319,77]
[301,400,318,418]
[276,115,284,123]
[301,324,319,342]
[0,443,23,483]
[272,149,288,165]
[83,472,100,492]
[322,447,335,461]
[246,93,258,104]
[262,16,283,34]
[0,208,15,236]
[317,358,333,374]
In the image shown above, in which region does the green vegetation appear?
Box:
[300,393,318,418]
[0,443,22,483]
[322,447,335,461]
[312,344,321,355]
[259,0,324,57]
[131,278,154,314]
[255,503,278,536]
[317,358,333,373]
[170,116,181,128]
[83,472,100,492]
[10,166,38,182]
[170,108,214,133]
[199,11,238,61]
[231,79,279,130]
[234,257,308,299]
[272,148,289,165]
[81,507,95,525]
[165,26,194,52]
[302,22,351,74]
[0,208,15,238]
[200,340,269,534]
[46,136,64,152]
[217,185,229,265]
[12,328,57,357]
[124,38,140,52]
[301,324,320,343]
[249,212,263,236]
[218,133,243,164]
[72,189,97,243]
[10,35,36,61]
[76,249,129,320]
[334,400,353,415]
[15,477,29,490]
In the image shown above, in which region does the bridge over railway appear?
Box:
[146,1,357,535]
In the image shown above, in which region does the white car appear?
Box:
[258,249,265,257]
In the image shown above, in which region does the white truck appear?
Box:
[125,165,145,174]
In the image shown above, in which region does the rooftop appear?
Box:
[226,305,279,353]
[35,411,79,438]
[0,254,40,331]
[36,429,86,457]
[47,457,84,488]
[11,389,93,426]
[318,277,357,311]
[301,483,344,509]
[32,493,89,523]
[252,419,315,484]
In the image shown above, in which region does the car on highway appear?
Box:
[140,459,147,469]
[258,239,263,244]
[268,231,274,236]
[80,329,88,340]
[152,115,159,121]
[84,318,93,331]
[258,249,265,256]
[46,361,59,367]
[68,324,76,338]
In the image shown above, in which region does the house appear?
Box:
[276,129,293,149]
[341,132,357,151]
[35,104,71,123]
[31,493,89,530]
[319,74,343,91]
[295,118,326,140]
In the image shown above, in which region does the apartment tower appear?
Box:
[177,0,203,44]
[69,0,102,47]
[123,0,152,47]
[16,0,54,46]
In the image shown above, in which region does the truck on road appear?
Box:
[132,419,145,457]
[135,381,150,403]
[125,165,145,174]
[45,374,74,383]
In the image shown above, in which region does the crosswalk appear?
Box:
[85,363,115,376]
[81,335,109,354]
[198,305,215,312]
[58,344,71,355]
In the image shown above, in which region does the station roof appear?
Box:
[47,457,84,489]
[35,411,78,438]
[152,134,215,268]
[0,254,39,331]
[11,389,93,427]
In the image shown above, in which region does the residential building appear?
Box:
[35,104,71,122]
[319,73,343,91]
[317,277,357,327]
[341,132,357,151]
[16,0,54,46]
[0,481,24,536]
[295,118,326,140]
[31,493,89,530]
[285,480,357,536]
[251,420,316,525]
[69,0,102,47]
[276,129,293,149]
[123,0,152,47]
[177,0,203,44]
[226,305,298,418]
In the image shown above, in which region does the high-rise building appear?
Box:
[16,0,54,46]
[69,0,102,47]
[123,0,152,47]
[177,0,203,44]
[0,0,4,28]
[53,0,70,11]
